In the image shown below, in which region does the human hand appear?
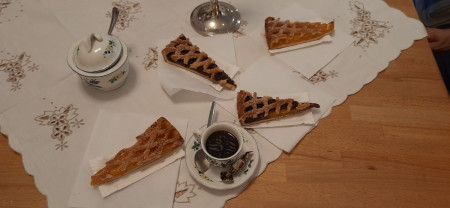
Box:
[426,27,450,52]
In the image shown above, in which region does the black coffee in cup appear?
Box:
[205,131,239,158]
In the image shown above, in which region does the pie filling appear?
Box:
[166,52,216,77]
[237,90,320,125]
[265,16,335,50]
[90,117,184,186]
[162,34,236,89]
[243,96,319,124]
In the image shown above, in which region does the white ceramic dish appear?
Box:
[73,33,123,73]
[200,122,244,168]
[185,123,260,190]
[67,38,129,91]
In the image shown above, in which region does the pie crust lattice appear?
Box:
[90,117,184,186]
[236,90,320,126]
[265,16,334,50]
[161,34,236,90]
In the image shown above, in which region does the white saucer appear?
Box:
[185,123,260,190]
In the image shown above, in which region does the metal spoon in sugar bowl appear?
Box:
[194,101,216,172]
[67,6,130,91]
[108,7,119,35]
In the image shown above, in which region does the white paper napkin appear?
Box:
[68,111,188,207]
[251,4,354,79]
[217,55,336,152]
[157,34,240,99]
[89,143,184,197]
[218,92,315,128]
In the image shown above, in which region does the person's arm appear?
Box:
[426,27,450,52]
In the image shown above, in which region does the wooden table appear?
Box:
[1,0,450,207]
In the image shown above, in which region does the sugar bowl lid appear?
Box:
[73,33,122,73]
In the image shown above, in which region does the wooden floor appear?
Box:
[1,0,450,207]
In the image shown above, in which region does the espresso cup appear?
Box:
[200,122,244,168]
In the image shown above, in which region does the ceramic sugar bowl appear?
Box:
[67,33,129,91]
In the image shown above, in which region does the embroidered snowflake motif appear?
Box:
[143,47,158,70]
[70,118,85,128]
[0,52,38,91]
[35,104,85,151]
[55,141,68,151]
[295,69,338,84]
[28,63,39,72]
[174,181,199,203]
[107,1,142,31]
[308,70,338,84]
[349,1,392,49]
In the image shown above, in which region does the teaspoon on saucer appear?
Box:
[194,101,216,172]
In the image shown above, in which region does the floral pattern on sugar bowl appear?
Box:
[67,33,129,91]
[102,40,117,58]
[81,70,127,89]
[83,78,102,89]
[73,34,123,73]
[79,67,128,91]
[76,39,118,60]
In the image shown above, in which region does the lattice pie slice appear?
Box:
[236,90,320,126]
[161,34,237,90]
[265,16,334,50]
[90,117,184,186]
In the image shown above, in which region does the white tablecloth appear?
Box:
[0,0,426,207]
